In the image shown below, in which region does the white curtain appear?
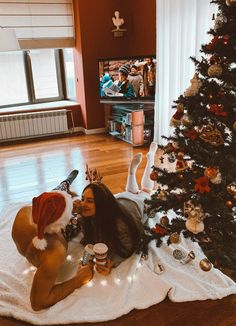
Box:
[154,0,217,144]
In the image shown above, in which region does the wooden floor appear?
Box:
[0,134,235,326]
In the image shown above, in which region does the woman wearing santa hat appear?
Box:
[12,170,94,311]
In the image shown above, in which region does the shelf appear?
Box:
[109,131,121,136]
[104,102,154,147]
[100,100,154,105]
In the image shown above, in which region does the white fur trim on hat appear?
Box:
[32,236,48,250]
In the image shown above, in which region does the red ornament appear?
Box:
[218,89,226,97]
[206,44,213,50]
[209,55,219,64]
[183,129,198,140]
[150,171,158,181]
[151,224,170,236]
[208,104,227,117]
[194,176,211,193]
[222,35,229,44]
[211,36,218,45]
[204,167,218,179]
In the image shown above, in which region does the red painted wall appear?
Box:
[73,0,156,130]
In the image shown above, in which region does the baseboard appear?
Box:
[73,127,106,134]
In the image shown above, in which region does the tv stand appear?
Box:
[103,102,154,146]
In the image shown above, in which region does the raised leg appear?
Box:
[125,153,143,194]
[53,170,79,193]
[141,141,157,193]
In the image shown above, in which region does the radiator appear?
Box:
[0,110,69,141]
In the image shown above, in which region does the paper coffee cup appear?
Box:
[82,244,95,265]
[93,243,108,266]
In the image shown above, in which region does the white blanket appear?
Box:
[0,203,235,325]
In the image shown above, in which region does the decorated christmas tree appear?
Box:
[145,0,236,272]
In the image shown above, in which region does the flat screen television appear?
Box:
[99,55,156,102]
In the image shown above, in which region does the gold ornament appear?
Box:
[204,167,218,179]
[158,190,168,201]
[227,182,236,196]
[208,64,223,77]
[163,142,175,154]
[199,124,224,147]
[160,215,170,227]
[226,0,236,6]
[182,114,192,127]
[233,121,236,132]
[225,200,233,208]
[175,152,189,172]
[199,258,212,272]
[169,232,180,244]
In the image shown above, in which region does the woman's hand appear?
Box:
[75,263,94,287]
[73,199,81,215]
[95,259,113,276]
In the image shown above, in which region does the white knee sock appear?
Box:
[126,153,143,194]
[141,141,158,193]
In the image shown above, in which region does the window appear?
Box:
[0,52,28,106]
[0,48,76,108]
[63,48,76,100]
[30,49,60,100]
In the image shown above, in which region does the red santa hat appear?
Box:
[31,190,73,250]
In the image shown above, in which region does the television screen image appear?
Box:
[99,55,156,101]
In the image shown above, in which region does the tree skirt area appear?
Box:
[0,203,235,325]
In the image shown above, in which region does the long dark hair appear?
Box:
[81,183,144,258]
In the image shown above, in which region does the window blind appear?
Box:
[0,0,74,49]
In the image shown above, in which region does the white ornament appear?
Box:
[184,201,205,234]
[185,218,205,234]
[154,262,165,274]
[210,172,222,184]
[214,13,227,31]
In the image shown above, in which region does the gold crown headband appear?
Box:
[85,164,103,184]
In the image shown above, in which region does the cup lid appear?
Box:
[93,242,108,254]
[85,243,95,255]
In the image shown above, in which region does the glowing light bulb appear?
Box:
[114,278,121,285]
[66,255,72,261]
[30,266,36,272]
[132,274,137,281]
[23,268,30,275]
[86,281,94,288]
[100,280,108,286]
